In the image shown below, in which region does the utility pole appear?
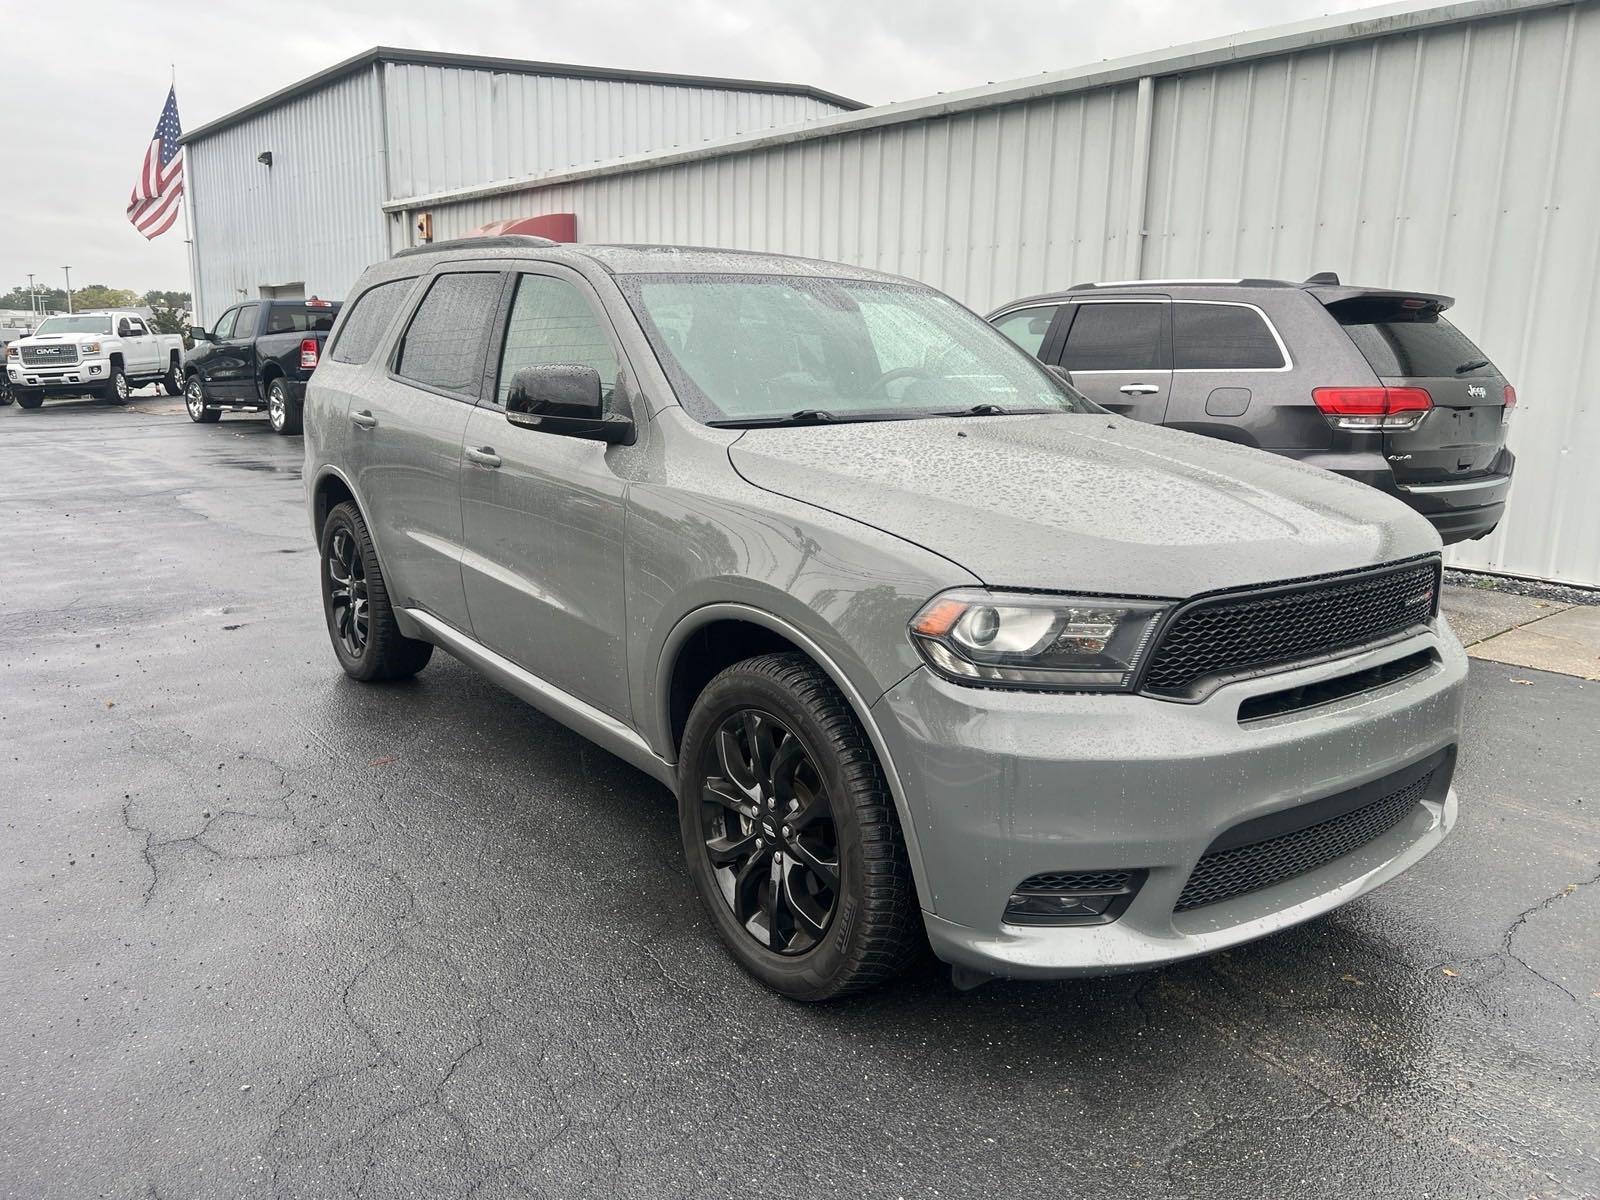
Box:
[26,273,36,318]
[62,267,73,314]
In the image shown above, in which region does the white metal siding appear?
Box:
[381,64,844,200]
[426,1,1597,587]
[188,69,386,323]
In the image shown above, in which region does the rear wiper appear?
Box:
[1454,358,1490,374]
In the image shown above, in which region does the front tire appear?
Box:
[185,375,220,423]
[103,365,130,405]
[266,378,302,435]
[319,501,433,682]
[677,653,920,1000]
[16,390,44,410]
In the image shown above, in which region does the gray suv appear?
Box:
[989,276,1516,544]
[304,237,1465,999]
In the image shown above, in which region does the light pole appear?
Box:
[26,273,36,318]
[62,267,73,314]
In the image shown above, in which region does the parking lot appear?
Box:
[2,396,1597,1199]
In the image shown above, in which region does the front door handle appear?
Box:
[1119,383,1161,396]
[464,446,502,469]
[350,409,377,428]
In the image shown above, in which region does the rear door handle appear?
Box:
[1119,383,1161,396]
[350,410,377,428]
[464,446,502,469]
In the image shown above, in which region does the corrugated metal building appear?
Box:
[184,2,1587,588]
[375,0,1595,588]
[181,48,860,322]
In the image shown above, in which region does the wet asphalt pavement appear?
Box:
[2,397,1597,1200]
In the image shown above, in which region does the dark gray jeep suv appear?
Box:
[989,275,1516,544]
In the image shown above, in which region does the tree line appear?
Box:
[2,286,192,335]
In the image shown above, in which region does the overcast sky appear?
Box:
[3,0,1377,297]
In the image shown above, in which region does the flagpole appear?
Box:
[175,63,204,330]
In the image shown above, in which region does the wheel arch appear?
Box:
[656,602,932,905]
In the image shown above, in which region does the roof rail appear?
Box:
[1064,277,1292,291]
[393,234,558,258]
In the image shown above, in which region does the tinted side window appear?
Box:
[125,318,149,336]
[330,280,414,365]
[212,308,239,340]
[495,275,620,407]
[1336,310,1496,379]
[1059,302,1164,371]
[992,306,1059,357]
[394,273,502,395]
[1172,303,1284,370]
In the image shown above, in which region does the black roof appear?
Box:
[183,47,865,145]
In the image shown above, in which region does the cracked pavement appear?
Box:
[2,398,1597,1199]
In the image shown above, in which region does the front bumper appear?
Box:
[8,357,109,392]
[871,624,1466,978]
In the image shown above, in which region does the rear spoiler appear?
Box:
[1300,274,1454,316]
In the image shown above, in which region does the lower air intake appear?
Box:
[1175,770,1434,912]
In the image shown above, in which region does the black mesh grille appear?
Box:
[1014,870,1139,895]
[1175,771,1433,912]
[1142,558,1440,698]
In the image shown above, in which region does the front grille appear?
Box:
[1175,770,1433,912]
[1141,557,1440,698]
[20,344,78,367]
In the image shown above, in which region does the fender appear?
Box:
[655,602,933,907]
[309,464,424,643]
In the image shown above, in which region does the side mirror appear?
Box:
[190,326,212,343]
[117,321,133,337]
[506,365,633,444]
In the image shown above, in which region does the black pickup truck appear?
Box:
[183,298,342,434]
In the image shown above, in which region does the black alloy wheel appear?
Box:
[325,525,369,659]
[698,708,841,955]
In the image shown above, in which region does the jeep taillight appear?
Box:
[300,338,319,370]
[1502,384,1517,422]
[1312,386,1433,431]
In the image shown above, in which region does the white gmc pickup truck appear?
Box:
[5,310,185,409]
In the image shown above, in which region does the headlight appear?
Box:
[81,341,101,355]
[909,589,1171,691]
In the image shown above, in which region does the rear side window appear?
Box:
[1059,302,1164,371]
[1172,303,1284,369]
[1335,307,1496,379]
[394,273,503,395]
[267,305,341,335]
[992,305,1059,357]
[495,275,620,407]
[330,279,415,365]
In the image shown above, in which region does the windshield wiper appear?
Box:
[1454,358,1490,374]
[933,403,1058,417]
[706,409,839,428]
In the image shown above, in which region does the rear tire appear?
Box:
[267,378,302,435]
[16,390,44,410]
[319,501,433,682]
[185,375,221,423]
[162,361,183,396]
[677,652,921,1000]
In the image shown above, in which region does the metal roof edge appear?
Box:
[382,0,1577,213]
[182,46,865,145]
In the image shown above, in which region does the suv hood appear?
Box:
[728,414,1438,597]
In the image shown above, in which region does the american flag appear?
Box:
[128,86,185,240]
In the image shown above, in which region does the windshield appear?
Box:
[620,274,1095,425]
[34,315,113,336]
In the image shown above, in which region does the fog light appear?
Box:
[88,365,102,375]
[1003,868,1146,927]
